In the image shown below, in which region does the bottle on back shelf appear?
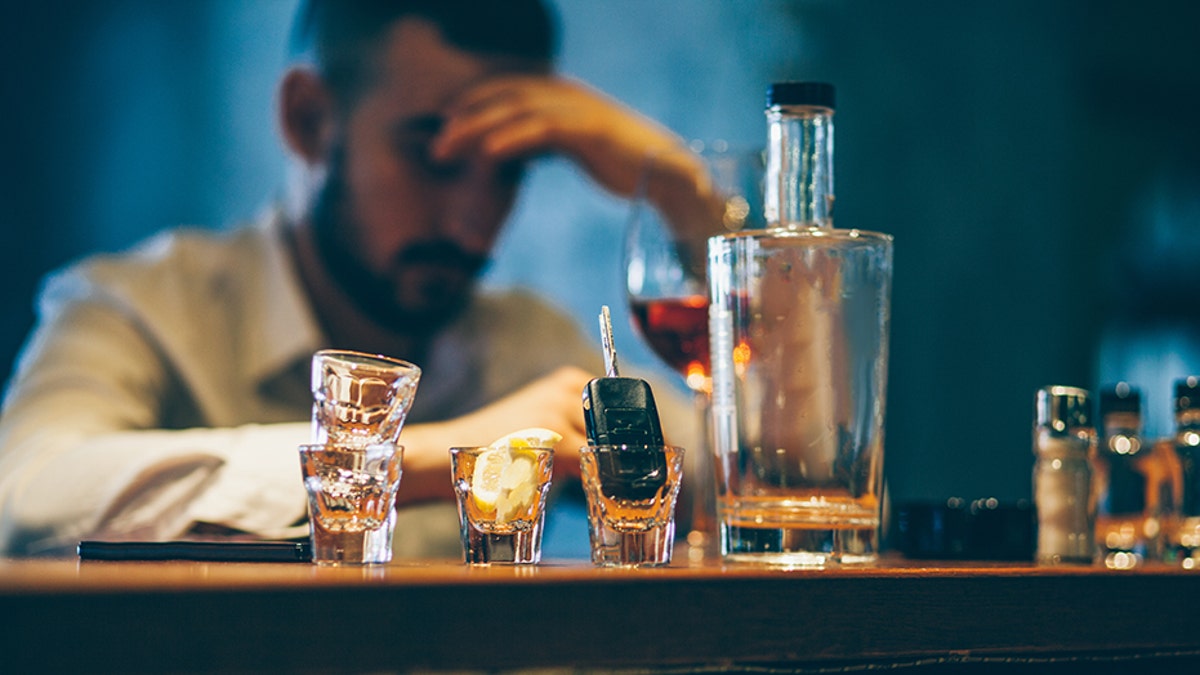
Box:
[1033,386,1096,565]
[1093,383,1157,568]
[1170,377,1200,567]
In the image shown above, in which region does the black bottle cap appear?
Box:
[1177,376,1200,413]
[767,82,835,109]
[1036,385,1091,434]
[1100,382,1141,415]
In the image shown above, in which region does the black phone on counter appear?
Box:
[78,540,312,563]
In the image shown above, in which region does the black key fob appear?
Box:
[582,377,664,448]
[583,306,669,501]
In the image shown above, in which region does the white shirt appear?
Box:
[0,212,606,556]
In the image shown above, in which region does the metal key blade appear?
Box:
[598,305,620,377]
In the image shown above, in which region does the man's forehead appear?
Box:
[368,17,528,115]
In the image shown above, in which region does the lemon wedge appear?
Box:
[469,450,510,513]
[488,427,563,450]
[471,428,561,522]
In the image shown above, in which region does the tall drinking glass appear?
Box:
[708,227,892,566]
[624,142,764,556]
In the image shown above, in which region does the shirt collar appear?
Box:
[243,208,326,392]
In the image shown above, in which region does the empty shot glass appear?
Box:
[450,446,554,564]
[580,445,685,567]
[311,349,421,447]
[299,442,403,565]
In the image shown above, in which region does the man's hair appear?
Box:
[291,0,559,106]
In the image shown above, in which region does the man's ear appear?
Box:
[279,67,336,166]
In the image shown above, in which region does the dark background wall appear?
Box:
[2,1,1198,510]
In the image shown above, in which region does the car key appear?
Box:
[582,306,668,500]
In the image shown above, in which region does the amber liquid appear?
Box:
[629,296,710,380]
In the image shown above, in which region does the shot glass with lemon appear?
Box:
[450,428,560,564]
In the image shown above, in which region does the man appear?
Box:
[0,0,701,556]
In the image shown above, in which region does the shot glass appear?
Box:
[580,445,685,567]
[450,446,554,564]
[299,442,403,565]
[311,349,421,447]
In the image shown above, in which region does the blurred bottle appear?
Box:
[1170,377,1200,567]
[1093,383,1157,568]
[1033,386,1096,565]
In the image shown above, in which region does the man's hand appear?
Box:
[432,76,698,199]
[395,366,594,504]
[433,75,722,249]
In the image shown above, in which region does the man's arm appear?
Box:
[0,293,309,556]
[395,365,595,502]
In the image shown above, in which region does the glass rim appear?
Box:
[449,446,555,455]
[313,349,421,373]
[710,226,893,244]
[298,442,402,453]
[645,139,764,161]
[580,444,684,454]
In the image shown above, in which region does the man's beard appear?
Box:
[310,150,490,337]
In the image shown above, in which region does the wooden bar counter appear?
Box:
[4,554,1200,673]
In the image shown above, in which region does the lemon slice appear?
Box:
[488,427,563,450]
[471,428,561,522]
[470,450,510,513]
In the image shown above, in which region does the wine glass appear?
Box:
[623,141,764,555]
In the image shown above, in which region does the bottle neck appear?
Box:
[1102,410,1144,456]
[765,104,835,229]
[1178,407,1200,433]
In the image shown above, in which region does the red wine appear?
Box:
[629,296,710,382]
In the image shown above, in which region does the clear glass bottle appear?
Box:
[1033,386,1096,565]
[706,83,893,566]
[1094,382,1155,568]
[1171,376,1200,567]
[764,81,835,229]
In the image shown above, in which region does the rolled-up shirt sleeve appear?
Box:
[0,264,309,556]
[0,424,309,556]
